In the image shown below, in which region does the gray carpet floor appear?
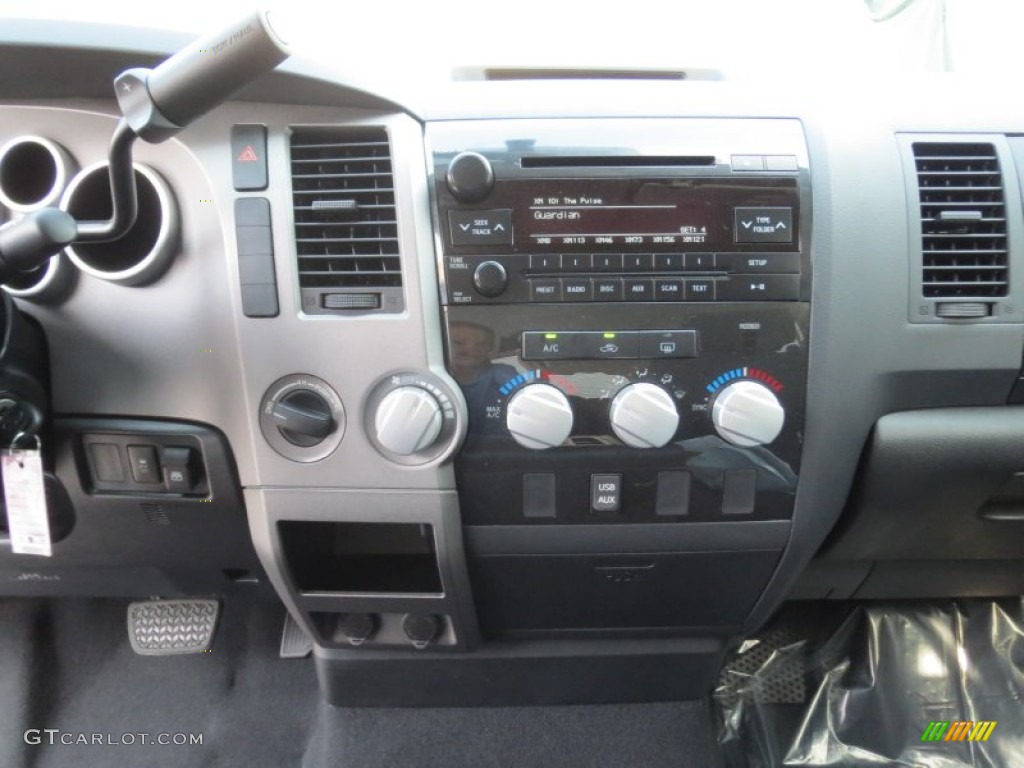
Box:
[0,597,719,768]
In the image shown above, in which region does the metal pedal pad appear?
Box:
[279,610,313,659]
[127,599,220,656]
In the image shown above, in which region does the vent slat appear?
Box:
[913,142,1008,300]
[290,126,402,294]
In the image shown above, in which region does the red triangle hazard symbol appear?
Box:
[237,145,260,163]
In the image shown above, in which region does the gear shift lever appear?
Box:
[0,9,289,280]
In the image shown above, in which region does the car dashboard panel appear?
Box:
[1,23,1024,706]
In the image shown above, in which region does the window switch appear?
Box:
[127,445,161,484]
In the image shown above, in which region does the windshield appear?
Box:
[2,0,1020,80]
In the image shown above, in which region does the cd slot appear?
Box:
[521,155,715,169]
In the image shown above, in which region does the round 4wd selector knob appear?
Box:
[712,380,785,448]
[609,382,680,449]
[446,151,494,202]
[374,386,444,456]
[473,260,507,298]
[506,383,573,450]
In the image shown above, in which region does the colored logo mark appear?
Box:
[921,721,996,742]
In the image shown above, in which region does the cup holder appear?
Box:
[61,162,178,286]
[0,136,75,212]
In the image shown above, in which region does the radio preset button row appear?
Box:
[523,251,798,275]
[521,330,698,361]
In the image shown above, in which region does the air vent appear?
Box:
[913,142,1008,299]
[289,126,403,313]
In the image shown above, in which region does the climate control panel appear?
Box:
[444,302,807,525]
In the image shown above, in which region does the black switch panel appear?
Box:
[81,431,209,497]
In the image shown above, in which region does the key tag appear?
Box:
[2,432,51,557]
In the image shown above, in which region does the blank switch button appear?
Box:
[89,443,125,483]
[722,469,757,515]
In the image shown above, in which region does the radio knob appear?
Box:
[506,383,573,450]
[447,151,494,202]
[609,382,680,449]
[712,380,785,447]
[473,260,508,298]
[374,385,444,456]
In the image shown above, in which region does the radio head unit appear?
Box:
[427,118,810,307]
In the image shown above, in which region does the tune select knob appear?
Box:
[712,380,785,448]
[374,386,444,456]
[506,383,573,450]
[609,382,680,449]
[446,151,494,202]
[473,260,507,298]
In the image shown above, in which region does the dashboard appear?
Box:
[1,18,1024,707]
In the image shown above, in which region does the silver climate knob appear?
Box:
[506,383,573,450]
[609,382,680,448]
[712,380,785,447]
[374,386,444,456]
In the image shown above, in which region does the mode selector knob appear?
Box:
[506,383,573,450]
[609,383,680,449]
[473,260,507,298]
[447,151,494,203]
[272,390,335,446]
[374,386,444,456]
[712,380,785,448]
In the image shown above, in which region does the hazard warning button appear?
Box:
[231,124,268,191]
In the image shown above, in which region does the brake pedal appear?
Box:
[127,599,220,656]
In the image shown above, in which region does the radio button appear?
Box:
[562,278,593,302]
[622,254,653,272]
[654,279,684,301]
[530,279,562,302]
[529,253,559,272]
[685,279,716,301]
[734,207,794,244]
[655,253,684,271]
[594,254,623,272]
[684,252,714,271]
[449,209,513,247]
[594,278,624,301]
[623,278,654,301]
[561,253,593,272]
[718,274,800,301]
[716,252,800,274]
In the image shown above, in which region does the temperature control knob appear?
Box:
[609,382,680,449]
[447,151,494,202]
[374,386,444,456]
[506,383,573,450]
[712,380,785,447]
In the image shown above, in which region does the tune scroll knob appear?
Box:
[609,382,680,449]
[374,386,444,456]
[506,383,573,450]
[712,380,785,447]
[446,151,494,202]
[473,260,507,298]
